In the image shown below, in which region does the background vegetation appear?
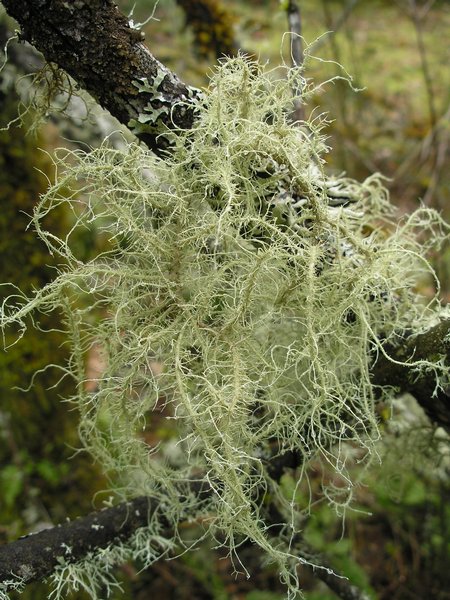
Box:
[0,1,449,599]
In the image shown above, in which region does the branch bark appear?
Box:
[0,495,371,600]
[286,0,305,122]
[1,0,201,156]
[0,497,155,585]
[371,319,450,433]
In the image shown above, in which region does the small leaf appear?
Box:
[0,465,24,508]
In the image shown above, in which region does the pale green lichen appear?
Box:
[1,56,450,598]
[0,574,25,599]
[128,72,196,136]
[48,525,175,600]
[0,59,80,135]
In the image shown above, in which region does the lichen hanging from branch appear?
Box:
[1,56,449,598]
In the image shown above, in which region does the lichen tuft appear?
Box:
[1,56,449,598]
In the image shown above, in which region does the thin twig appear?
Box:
[393,103,450,182]
[287,0,304,70]
[311,0,360,53]
[423,110,449,206]
[320,0,351,171]
[286,0,305,122]
[409,0,438,130]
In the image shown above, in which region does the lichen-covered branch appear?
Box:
[372,319,450,432]
[0,497,155,586]
[0,3,449,598]
[1,1,448,427]
[0,495,371,600]
[0,0,201,156]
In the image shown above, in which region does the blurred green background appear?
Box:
[0,1,449,599]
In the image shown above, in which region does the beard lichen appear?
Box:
[1,56,449,598]
[47,523,175,600]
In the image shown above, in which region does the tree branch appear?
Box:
[286,0,305,122]
[0,497,155,585]
[1,0,201,156]
[0,495,371,600]
[371,319,450,433]
[307,561,371,600]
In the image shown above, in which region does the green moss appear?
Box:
[1,56,449,598]
[176,0,237,59]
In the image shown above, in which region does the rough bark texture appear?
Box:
[0,497,156,584]
[372,319,450,433]
[1,0,201,156]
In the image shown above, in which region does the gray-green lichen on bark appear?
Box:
[1,54,448,598]
[2,1,448,432]
[0,0,449,479]
[0,497,157,585]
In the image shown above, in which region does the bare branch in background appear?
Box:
[406,0,449,214]
[286,0,305,121]
[311,0,360,53]
[423,106,450,207]
[408,0,438,131]
[175,0,239,59]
